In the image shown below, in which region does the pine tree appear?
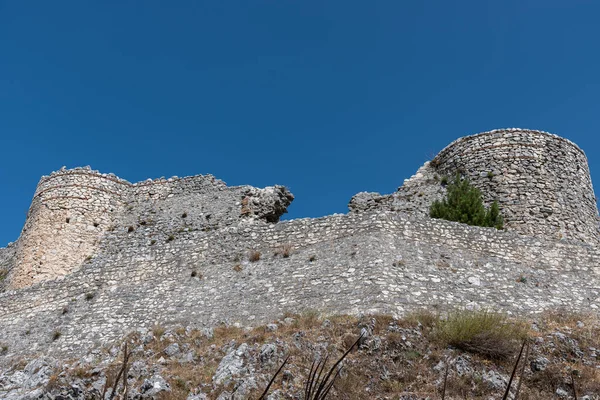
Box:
[430,174,504,229]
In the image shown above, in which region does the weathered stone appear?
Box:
[0,127,598,371]
[482,370,507,390]
[140,374,170,397]
[164,343,180,357]
[530,356,550,372]
[213,343,249,385]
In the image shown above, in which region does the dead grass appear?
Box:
[45,373,60,391]
[152,325,166,339]
[161,362,206,399]
[434,309,527,360]
[41,310,600,400]
[274,243,294,258]
[403,309,439,330]
[248,250,261,262]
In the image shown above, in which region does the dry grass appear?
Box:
[403,309,439,330]
[434,309,527,360]
[45,374,60,391]
[152,325,166,339]
[47,310,600,400]
[161,362,206,399]
[274,243,294,258]
[248,250,261,262]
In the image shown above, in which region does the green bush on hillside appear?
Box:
[430,174,503,229]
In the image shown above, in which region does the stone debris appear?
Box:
[0,317,597,399]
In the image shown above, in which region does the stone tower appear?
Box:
[10,167,127,288]
[431,129,599,243]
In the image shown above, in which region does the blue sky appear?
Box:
[1,1,600,246]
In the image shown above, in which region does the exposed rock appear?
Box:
[530,356,550,372]
[140,374,170,397]
[164,343,180,357]
[482,370,507,390]
[259,343,277,364]
[348,192,390,213]
[241,186,294,223]
[213,343,249,385]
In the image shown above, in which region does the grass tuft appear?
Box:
[248,250,261,262]
[434,309,526,360]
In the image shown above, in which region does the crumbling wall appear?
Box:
[7,167,294,289]
[0,243,16,292]
[0,211,598,363]
[1,128,599,364]
[351,129,600,244]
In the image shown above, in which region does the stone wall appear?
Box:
[1,127,599,364]
[8,167,292,289]
[10,168,128,288]
[0,243,15,292]
[0,210,598,363]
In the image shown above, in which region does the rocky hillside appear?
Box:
[1,309,598,400]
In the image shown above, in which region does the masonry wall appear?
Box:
[2,129,599,363]
[350,129,600,244]
[8,167,292,289]
[0,244,15,292]
[0,210,598,363]
[432,128,599,243]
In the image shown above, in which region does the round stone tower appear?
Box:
[431,128,599,244]
[10,167,129,289]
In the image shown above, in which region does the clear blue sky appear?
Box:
[1,1,599,246]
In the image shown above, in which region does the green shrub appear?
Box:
[434,309,526,359]
[430,174,503,229]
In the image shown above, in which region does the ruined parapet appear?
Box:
[10,167,129,289]
[8,167,294,289]
[350,129,599,244]
[240,186,294,222]
[431,129,599,243]
[349,161,446,216]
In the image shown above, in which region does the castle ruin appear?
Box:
[0,128,599,361]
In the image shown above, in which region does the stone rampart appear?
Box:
[1,128,599,364]
[10,168,129,288]
[0,210,598,362]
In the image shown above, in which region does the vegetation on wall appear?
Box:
[430,174,504,229]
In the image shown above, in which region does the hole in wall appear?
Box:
[66,218,70,223]
[93,222,99,228]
